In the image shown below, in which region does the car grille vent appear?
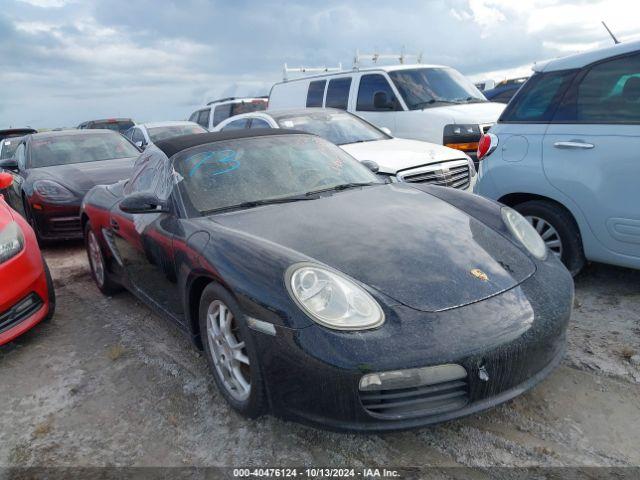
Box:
[0,293,43,333]
[397,159,470,189]
[359,365,469,420]
[49,217,81,234]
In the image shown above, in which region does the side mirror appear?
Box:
[0,172,13,189]
[0,158,19,171]
[379,127,392,136]
[134,141,145,150]
[119,192,169,214]
[373,91,394,110]
[361,160,380,173]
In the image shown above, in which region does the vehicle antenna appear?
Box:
[601,21,620,44]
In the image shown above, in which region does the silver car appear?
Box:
[475,40,640,275]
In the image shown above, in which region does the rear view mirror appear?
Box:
[0,172,13,189]
[0,158,18,171]
[120,192,169,214]
[361,160,380,173]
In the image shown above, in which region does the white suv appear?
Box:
[189,97,268,131]
[268,64,505,164]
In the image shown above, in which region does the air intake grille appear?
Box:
[49,217,81,234]
[397,159,470,189]
[359,364,469,420]
[0,293,43,333]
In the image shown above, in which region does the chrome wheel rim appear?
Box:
[87,230,105,287]
[526,215,563,258]
[206,300,251,401]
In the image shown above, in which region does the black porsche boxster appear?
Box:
[81,129,573,431]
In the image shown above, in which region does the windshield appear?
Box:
[0,137,22,160]
[173,134,380,214]
[89,120,135,133]
[388,68,487,109]
[274,111,388,145]
[147,124,207,143]
[29,132,140,168]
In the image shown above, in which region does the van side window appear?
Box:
[306,80,326,107]
[212,104,232,126]
[555,52,640,123]
[325,78,352,110]
[356,74,401,111]
[197,109,211,129]
[499,70,576,122]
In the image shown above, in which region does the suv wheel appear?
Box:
[515,200,586,276]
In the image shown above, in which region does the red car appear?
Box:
[0,172,55,346]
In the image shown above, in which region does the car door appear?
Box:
[543,51,640,259]
[110,151,184,320]
[3,142,27,216]
[353,73,400,133]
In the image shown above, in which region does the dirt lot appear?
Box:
[1,243,639,469]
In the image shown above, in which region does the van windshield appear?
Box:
[388,68,487,110]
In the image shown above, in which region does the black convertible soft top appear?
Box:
[155,128,308,158]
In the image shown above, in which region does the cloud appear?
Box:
[0,0,638,128]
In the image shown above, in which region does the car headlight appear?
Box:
[33,180,75,202]
[0,221,25,264]
[501,207,547,260]
[286,264,385,330]
[443,124,481,154]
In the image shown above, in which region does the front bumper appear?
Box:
[0,246,50,346]
[30,201,82,240]
[251,255,572,431]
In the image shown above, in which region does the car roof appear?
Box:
[137,121,200,129]
[28,129,121,140]
[535,39,640,72]
[275,63,447,84]
[154,128,309,158]
[83,118,134,123]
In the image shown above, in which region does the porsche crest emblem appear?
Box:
[470,268,489,282]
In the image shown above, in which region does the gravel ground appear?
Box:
[0,243,639,470]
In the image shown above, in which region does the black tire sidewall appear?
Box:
[515,200,585,275]
[43,260,56,321]
[83,222,120,295]
[198,283,266,418]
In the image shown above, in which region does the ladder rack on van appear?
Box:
[283,63,343,81]
[353,50,423,69]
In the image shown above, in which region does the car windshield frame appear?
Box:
[388,67,487,110]
[171,134,382,216]
[28,132,141,169]
[147,125,207,143]
[272,111,389,146]
[89,121,135,134]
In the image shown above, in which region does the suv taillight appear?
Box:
[477,133,498,161]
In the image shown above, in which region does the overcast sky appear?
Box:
[1,0,638,128]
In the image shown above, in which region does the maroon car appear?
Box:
[0,129,140,243]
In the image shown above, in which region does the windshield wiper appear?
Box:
[202,194,320,215]
[412,99,455,109]
[304,182,379,196]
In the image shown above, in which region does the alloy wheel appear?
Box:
[206,300,251,401]
[87,230,105,287]
[525,215,563,258]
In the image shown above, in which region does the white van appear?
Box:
[269,64,505,163]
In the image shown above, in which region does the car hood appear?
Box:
[340,138,469,174]
[30,157,136,195]
[429,102,505,124]
[208,184,536,312]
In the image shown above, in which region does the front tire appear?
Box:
[198,283,266,418]
[515,200,585,276]
[84,222,121,295]
[43,260,56,321]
